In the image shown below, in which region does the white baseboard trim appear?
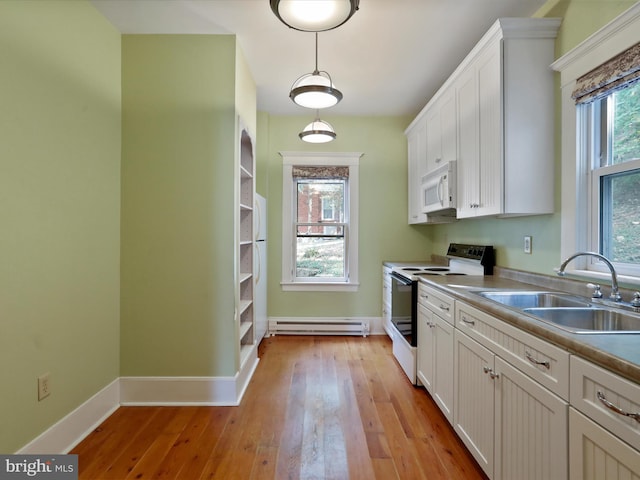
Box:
[17,378,120,454]
[120,352,260,407]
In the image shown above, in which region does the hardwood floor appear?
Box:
[71,335,488,479]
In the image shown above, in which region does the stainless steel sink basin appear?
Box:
[476,291,592,308]
[523,307,640,334]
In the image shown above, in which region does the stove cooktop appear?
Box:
[391,243,494,281]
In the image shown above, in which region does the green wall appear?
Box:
[0,1,121,453]
[120,35,244,377]
[260,115,432,317]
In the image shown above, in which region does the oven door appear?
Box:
[389,272,417,347]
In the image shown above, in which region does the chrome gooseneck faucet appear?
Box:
[557,252,622,301]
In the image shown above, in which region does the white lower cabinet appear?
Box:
[417,285,455,423]
[494,357,568,480]
[569,356,640,480]
[419,289,640,480]
[453,329,495,475]
[453,301,569,480]
[570,408,640,480]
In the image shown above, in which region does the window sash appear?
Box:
[590,159,640,277]
[293,223,349,282]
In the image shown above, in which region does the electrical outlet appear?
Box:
[38,373,51,401]
[524,236,532,254]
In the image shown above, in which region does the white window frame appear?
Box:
[552,3,640,286]
[280,151,362,292]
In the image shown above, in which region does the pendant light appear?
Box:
[270,0,359,32]
[299,111,336,143]
[290,33,343,109]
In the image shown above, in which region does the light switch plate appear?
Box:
[524,236,532,254]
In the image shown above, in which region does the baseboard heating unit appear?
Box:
[269,318,370,337]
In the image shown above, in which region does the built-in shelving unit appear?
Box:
[238,127,255,367]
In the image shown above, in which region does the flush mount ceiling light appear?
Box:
[290,33,343,109]
[299,112,337,143]
[270,0,359,32]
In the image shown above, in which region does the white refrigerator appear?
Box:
[254,194,267,342]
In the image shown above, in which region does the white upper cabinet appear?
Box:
[406,18,560,223]
[406,114,428,224]
[456,19,560,218]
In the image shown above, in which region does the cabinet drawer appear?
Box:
[570,355,640,451]
[418,284,454,323]
[455,302,570,399]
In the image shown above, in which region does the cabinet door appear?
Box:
[407,118,427,224]
[433,314,454,423]
[456,65,479,218]
[440,90,457,165]
[476,41,502,216]
[494,357,568,480]
[569,408,640,480]
[417,303,435,392]
[454,329,495,478]
[426,106,442,173]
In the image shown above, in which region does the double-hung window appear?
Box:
[553,13,640,283]
[585,83,640,272]
[280,152,361,291]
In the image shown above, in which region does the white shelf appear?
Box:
[239,299,252,315]
[240,320,253,339]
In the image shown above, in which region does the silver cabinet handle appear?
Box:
[597,391,640,423]
[461,315,475,325]
[420,293,428,299]
[525,351,550,369]
[483,366,499,379]
[439,304,450,312]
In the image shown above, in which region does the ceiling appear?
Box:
[90,0,548,117]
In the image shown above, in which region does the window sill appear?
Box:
[281,282,360,292]
[555,268,640,289]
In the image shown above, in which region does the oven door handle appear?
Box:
[390,272,413,286]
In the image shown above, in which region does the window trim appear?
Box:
[280,151,362,292]
[552,3,640,286]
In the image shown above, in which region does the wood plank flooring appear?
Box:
[71,335,488,479]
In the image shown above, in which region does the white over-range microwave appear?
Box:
[421,160,457,214]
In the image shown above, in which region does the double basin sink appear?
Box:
[475,290,640,334]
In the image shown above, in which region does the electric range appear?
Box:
[388,243,494,384]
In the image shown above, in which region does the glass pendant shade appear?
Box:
[270,0,359,32]
[290,71,343,109]
[299,117,336,143]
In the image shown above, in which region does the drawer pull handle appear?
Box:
[461,316,475,326]
[439,304,450,312]
[597,391,640,423]
[420,294,428,299]
[525,351,550,369]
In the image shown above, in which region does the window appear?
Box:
[280,152,361,291]
[553,9,640,284]
[577,47,640,277]
[589,84,640,268]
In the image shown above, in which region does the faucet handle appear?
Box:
[631,292,640,308]
[587,283,603,298]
